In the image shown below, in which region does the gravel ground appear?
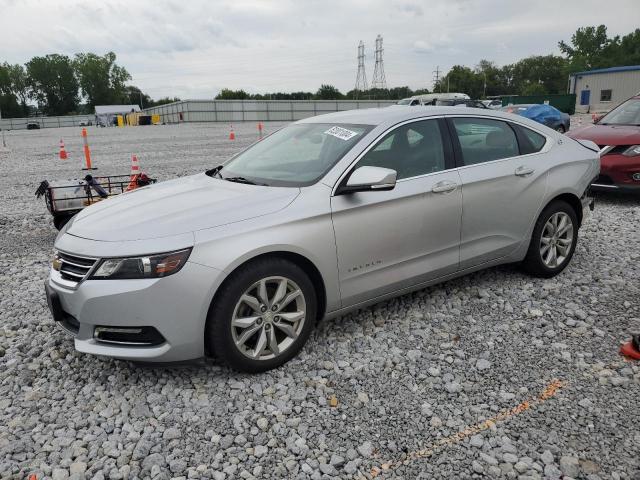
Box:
[0,122,639,480]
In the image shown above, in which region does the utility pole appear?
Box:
[483,72,487,98]
[371,34,387,91]
[354,41,368,100]
[432,66,441,92]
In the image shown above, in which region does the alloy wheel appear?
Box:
[231,276,306,360]
[540,212,574,268]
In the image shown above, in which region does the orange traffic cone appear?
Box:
[59,139,68,160]
[257,122,263,139]
[229,125,235,140]
[126,155,141,191]
[620,334,640,360]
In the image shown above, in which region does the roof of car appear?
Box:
[298,105,522,127]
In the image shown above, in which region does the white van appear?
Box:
[397,93,470,106]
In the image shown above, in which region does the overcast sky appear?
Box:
[1,0,638,99]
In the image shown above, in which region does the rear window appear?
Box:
[516,125,547,154]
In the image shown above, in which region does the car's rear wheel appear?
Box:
[206,257,316,372]
[522,200,578,278]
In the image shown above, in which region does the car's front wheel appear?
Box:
[206,257,317,372]
[522,200,578,278]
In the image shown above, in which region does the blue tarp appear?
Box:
[510,104,562,124]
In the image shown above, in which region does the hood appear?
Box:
[67,173,300,242]
[567,124,640,146]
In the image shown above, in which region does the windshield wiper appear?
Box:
[205,165,224,178]
[224,176,267,186]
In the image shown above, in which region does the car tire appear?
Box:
[206,257,317,373]
[522,200,578,278]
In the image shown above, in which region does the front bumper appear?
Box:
[592,153,640,192]
[45,260,224,362]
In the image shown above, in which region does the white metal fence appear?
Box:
[0,114,93,131]
[0,99,397,130]
[142,100,397,123]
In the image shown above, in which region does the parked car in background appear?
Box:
[502,104,571,133]
[26,122,40,130]
[46,107,598,372]
[482,99,503,109]
[435,99,488,108]
[397,92,470,106]
[397,97,421,106]
[568,95,640,192]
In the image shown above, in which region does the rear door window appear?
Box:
[450,118,519,166]
[514,125,547,154]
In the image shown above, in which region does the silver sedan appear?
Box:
[46,107,600,371]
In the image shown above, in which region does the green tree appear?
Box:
[6,64,30,116]
[123,85,152,108]
[314,84,343,100]
[215,88,250,99]
[510,55,568,95]
[559,25,610,71]
[438,66,484,98]
[520,83,547,96]
[607,29,640,66]
[74,52,131,107]
[26,54,79,115]
[150,96,181,106]
[0,63,22,118]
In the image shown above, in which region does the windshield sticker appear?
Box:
[324,126,359,141]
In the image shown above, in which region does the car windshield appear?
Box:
[397,99,412,105]
[218,123,372,187]
[598,98,640,125]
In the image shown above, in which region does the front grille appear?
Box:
[57,251,97,284]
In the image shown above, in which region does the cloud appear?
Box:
[0,0,638,98]
[396,2,424,16]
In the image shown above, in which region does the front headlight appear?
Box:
[623,145,640,157]
[90,248,191,280]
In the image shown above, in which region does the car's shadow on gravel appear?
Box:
[593,190,640,206]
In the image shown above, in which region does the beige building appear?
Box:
[569,65,640,113]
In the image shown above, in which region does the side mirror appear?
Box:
[337,166,397,194]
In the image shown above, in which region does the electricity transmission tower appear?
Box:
[371,34,387,90]
[432,66,441,92]
[354,41,368,98]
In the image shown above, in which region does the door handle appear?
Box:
[431,181,458,194]
[515,166,535,177]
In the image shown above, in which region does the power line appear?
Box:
[354,41,368,99]
[371,34,387,90]
[432,66,441,92]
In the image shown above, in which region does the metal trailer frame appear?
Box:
[36,174,155,229]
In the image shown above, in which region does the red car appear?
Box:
[568,95,640,192]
